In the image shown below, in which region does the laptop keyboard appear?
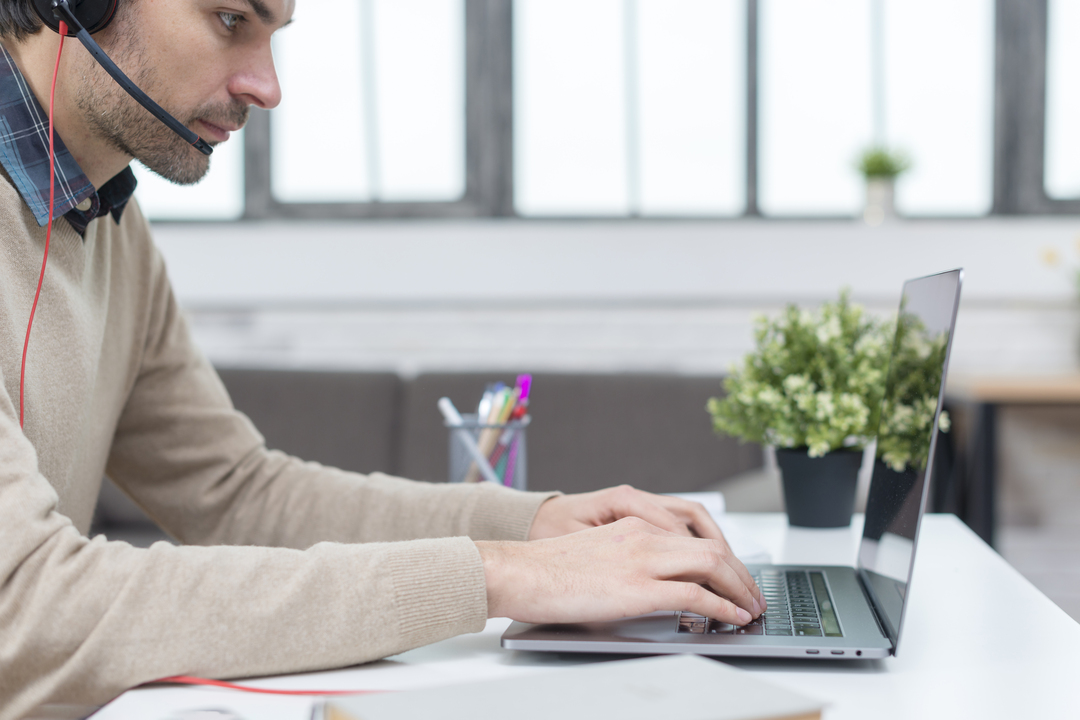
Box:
[677,570,843,637]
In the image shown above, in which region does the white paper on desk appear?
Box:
[90,686,313,720]
[666,492,772,565]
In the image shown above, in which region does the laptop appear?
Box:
[502,269,963,660]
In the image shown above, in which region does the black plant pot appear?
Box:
[776,448,863,528]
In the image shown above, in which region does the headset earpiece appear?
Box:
[33,0,118,35]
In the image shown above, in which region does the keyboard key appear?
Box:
[795,626,823,636]
[709,622,735,634]
[766,627,793,635]
[735,625,764,635]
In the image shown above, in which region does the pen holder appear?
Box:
[447,414,529,490]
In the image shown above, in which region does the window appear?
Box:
[1045,0,1080,200]
[271,0,465,204]
[884,0,993,215]
[132,0,1062,221]
[758,0,872,216]
[514,0,745,217]
[759,0,993,217]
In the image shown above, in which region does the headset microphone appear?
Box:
[33,0,213,156]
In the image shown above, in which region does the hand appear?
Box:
[477,517,764,625]
[527,485,762,610]
[529,485,726,541]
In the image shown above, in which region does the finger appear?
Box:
[643,540,760,618]
[605,489,694,538]
[719,550,764,609]
[653,580,753,626]
[653,498,764,606]
[655,497,724,540]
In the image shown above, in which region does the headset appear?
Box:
[32,0,214,155]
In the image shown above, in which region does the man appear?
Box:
[0,0,763,715]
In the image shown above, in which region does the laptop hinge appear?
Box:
[856,568,895,651]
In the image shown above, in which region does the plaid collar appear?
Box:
[0,43,136,237]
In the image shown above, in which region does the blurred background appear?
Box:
[111,1,1080,618]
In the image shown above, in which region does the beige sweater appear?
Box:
[0,172,555,717]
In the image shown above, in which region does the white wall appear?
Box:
[154,218,1080,377]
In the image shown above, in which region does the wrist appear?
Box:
[475,540,522,618]
[528,494,566,540]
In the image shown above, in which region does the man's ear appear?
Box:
[32,0,119,35]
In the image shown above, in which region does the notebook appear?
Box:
[320,654,823,720]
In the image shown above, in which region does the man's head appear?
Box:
[2,0,292,186]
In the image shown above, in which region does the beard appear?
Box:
[73,28,248,185]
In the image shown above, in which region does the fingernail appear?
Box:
[752,598,761,616]
[736,607,752,625]
[759,593,767,611]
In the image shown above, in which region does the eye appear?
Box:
[218,11,244,31]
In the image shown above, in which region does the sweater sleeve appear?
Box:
[0,365,491,719]
[104,242,558,549]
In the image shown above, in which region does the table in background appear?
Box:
[79,513,1079,720]
[944,374,1080,546]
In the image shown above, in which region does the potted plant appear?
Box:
[858,146,910,225]
[707,291,890,527]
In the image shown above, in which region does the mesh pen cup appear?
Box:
[447,414,529,490]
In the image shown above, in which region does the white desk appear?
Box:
[91,514,1080,720]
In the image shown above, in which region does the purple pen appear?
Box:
[504,435,519,488]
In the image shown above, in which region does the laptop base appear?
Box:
[501,565,893,660]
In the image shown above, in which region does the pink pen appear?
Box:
[504,436,519,488]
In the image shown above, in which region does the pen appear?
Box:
[466,386,520,482]
[438,398,503,485]
[504,435,520,488]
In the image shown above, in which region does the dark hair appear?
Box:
[0,1,45,40]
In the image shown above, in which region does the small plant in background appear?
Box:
[858,146,911,225]
[857,146,911,179]
[707,291,892,458]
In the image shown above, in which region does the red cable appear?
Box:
[19,23,67,428]
[154,675,381,696]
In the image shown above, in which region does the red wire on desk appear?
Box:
[154,676,382,696]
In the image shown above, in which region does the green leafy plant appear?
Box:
[858,146,911,179]
[707,291,891,458]
[875,308,951,473]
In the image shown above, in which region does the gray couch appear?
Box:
[92,370,764,541]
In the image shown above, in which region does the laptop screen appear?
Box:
[856,269,963,649]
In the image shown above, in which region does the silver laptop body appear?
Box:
[502,269,964,660]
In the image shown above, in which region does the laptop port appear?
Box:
[831,650,844,655]
[805,650,820,655]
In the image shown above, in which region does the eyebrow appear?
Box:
[240,0,293,27]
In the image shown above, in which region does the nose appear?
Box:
[229,41,282,109]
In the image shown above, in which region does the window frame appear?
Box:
[242,0,514,220]
[171,0,1077,222]
[993,0,1080,213]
